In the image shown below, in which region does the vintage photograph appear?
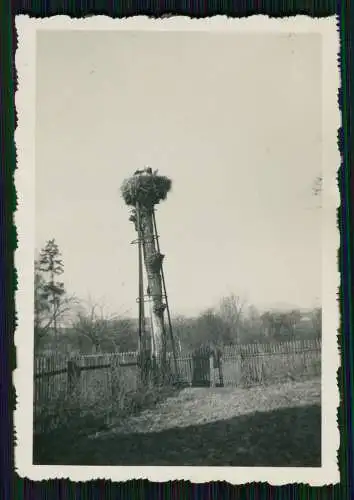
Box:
[15,16,339,484]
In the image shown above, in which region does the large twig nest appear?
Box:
[121,173,172,208]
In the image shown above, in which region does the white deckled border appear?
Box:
[14,15,340,485]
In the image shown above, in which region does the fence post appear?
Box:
[209,355,215,387]
[110,355,118,398]
[218,353,224,387]
[67,359,80,395]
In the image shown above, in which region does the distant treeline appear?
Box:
[36,300,321,356]
[34,239,321,356]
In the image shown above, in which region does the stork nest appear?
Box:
[121,173,172,208]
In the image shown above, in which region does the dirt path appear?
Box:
[68,379,321,466]
[93,379,321,437]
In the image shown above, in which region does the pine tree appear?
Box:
[38,239,65,337]
[34,260,51,350]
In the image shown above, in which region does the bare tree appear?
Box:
[261,311,285,339]
[310,307,322,338]
[218,293,246,344]
[240,305,264,343]
[71,302,117,353]
[71,300,134,353]
[285,309,302,337]
[171,315,193,353]
[261,309,301,340]
[193,308,232,348]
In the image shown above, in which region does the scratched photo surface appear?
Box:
[14,16,340,484]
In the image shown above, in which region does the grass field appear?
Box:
[34,378,321,466]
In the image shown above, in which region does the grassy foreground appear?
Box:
[34,378,321,466]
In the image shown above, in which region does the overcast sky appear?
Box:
[35,30,322,317]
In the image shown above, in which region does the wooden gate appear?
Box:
[191,351,211,387]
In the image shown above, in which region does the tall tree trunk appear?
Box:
[50,269,58,348]
[139,206,167,377]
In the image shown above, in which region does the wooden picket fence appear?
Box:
[216,338,321,387]
[33,352,138,406]
[33,339,321,411]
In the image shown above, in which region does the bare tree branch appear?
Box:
[71,299,126,353]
